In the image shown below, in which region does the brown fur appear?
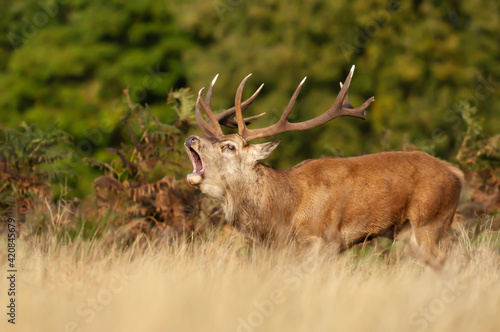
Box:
[185,134,463,267]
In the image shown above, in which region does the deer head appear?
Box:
[185,133,280,198]
[185,65,374,198]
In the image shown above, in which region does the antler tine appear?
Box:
[241,65,375,142]
[195,89,215,136]
[216,83,265,128]
[234,76,306,141]
[333,65,375,119]
[195,88,224,137]
[218,112,266,129]
[275,76,307,127]
[328,65,360,118]
[195,74,266,136]
[204,74,219,106]
[235,73,254,137]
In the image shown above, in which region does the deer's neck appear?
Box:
[222,164,298,242]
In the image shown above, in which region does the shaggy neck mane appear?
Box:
[221,163,298,243]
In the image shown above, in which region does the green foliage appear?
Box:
[168,88,197,131]
[0,122,74,213]
[454,102,500,226]
[457,102,500,170]
[0,0,189,153]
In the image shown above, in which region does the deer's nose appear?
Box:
[185,136,199,147]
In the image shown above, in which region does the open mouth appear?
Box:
[185,145,206,177]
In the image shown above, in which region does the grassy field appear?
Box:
[1,220,499,332]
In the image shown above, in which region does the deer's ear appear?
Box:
[251,139,281,160]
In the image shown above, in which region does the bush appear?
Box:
[0,122,74,217]
[456,102,500,229]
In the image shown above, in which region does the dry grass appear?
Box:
[1,222,499,332]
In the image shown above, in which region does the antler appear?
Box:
[195,74,266,137]
[235,65,375,142]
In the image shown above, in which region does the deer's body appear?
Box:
[204,147,462,255]
[185,67,463,267]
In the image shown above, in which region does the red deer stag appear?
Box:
[185,66,463,267]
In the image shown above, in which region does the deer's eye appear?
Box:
[222,144,236,152]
